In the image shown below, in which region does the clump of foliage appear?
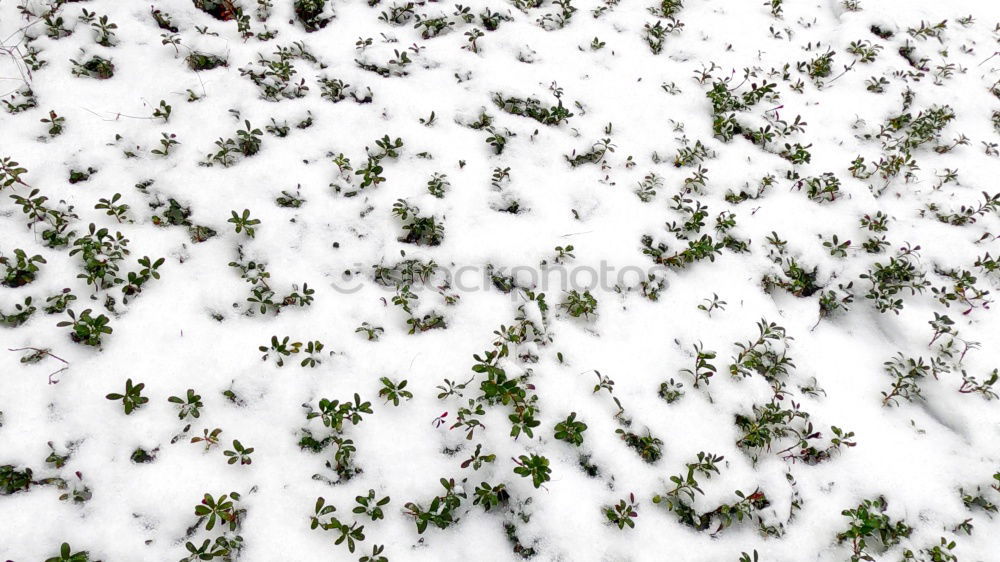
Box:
[492,87,573,126]
[1,248,46,287]
[837,497,912,561]
[391,199,445,246]
[71,56,114,79]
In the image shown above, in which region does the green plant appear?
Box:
[464,28,484,52]
[635,173,662,202]
[881,353,940,406]
[492,89,573,126]
[642,233,724,268]
[697,293,726,316]
[44,442,72,469]
[94,193,130,222]
[71,56,115,79]
[0,295,37,327]
[484,126,510,155]
[729,319,793,382]
[426,173,449,198]
[151,133,179,157]
[513,454,552,488]
[57,309,113,346]
[652,451,727,529]
[310,496,337,530]
[405,478,467,533]
[192,428,223,451]
[41,110,65,136]
[616,429,663,463]
[414,15,455,39]
[822,234,851,257]
[194,492,242,532]
[837,497,912,561]
[359,544,388,562]
[182,537,243,561]
[551,245,575,265]
[378,377,413,406]
[319,77,351,103]
[259,336,301,366]
[1,464,34,495]
[847,40,882,63]
[45,543,90,562]
[765,257,820,297]
[353,489,390,521]
[681,342,717,388]
[959,370,999,400]
[223,440,255,465]
[780,142,813,165]
[1,248,46,287]
[461,444,496,470]
[2,87,37,114]
[235,121,263,156]
[472,481,508,511]
[780,425,856,464]
[643,20,669,54]
[328,436,360,482]
[560,290,598,318]
[355,156,385,189]
[89,14,118,47]
[658,378,685,403]
[592,370,614,394]
[331,519,366,553]
[186,52,227,71]
[295,0,331,31]
[795,173,842,202]
[0,156,29,188]
[105,378,149,415]
[604,493,639,529]
[152,99,172,122]
[356,322,384,341]
[391,200,445,245]
[121,256,165,303]
[734,400,810,456]
[554,412,588,446]
[655,451,722,504]
[297,340,325,368]
[229,253,313,315]
[706,489,771,535]
[229,209,261,238]
[10,188,54,233]
[931,268,992,314]
[43,10,72,39]
[902,537,958,562]
[70,223,130,290]
[131,447,156,464]
[275,188,306,208]
[68,167,96,184]
[307,394,373,432]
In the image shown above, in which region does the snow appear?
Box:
[1,0,1000,560]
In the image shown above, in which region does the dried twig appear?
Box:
[8,347,70,384]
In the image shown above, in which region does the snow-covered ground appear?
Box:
[2,0,1000,560]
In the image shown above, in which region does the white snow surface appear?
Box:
[1,0,1000,560]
